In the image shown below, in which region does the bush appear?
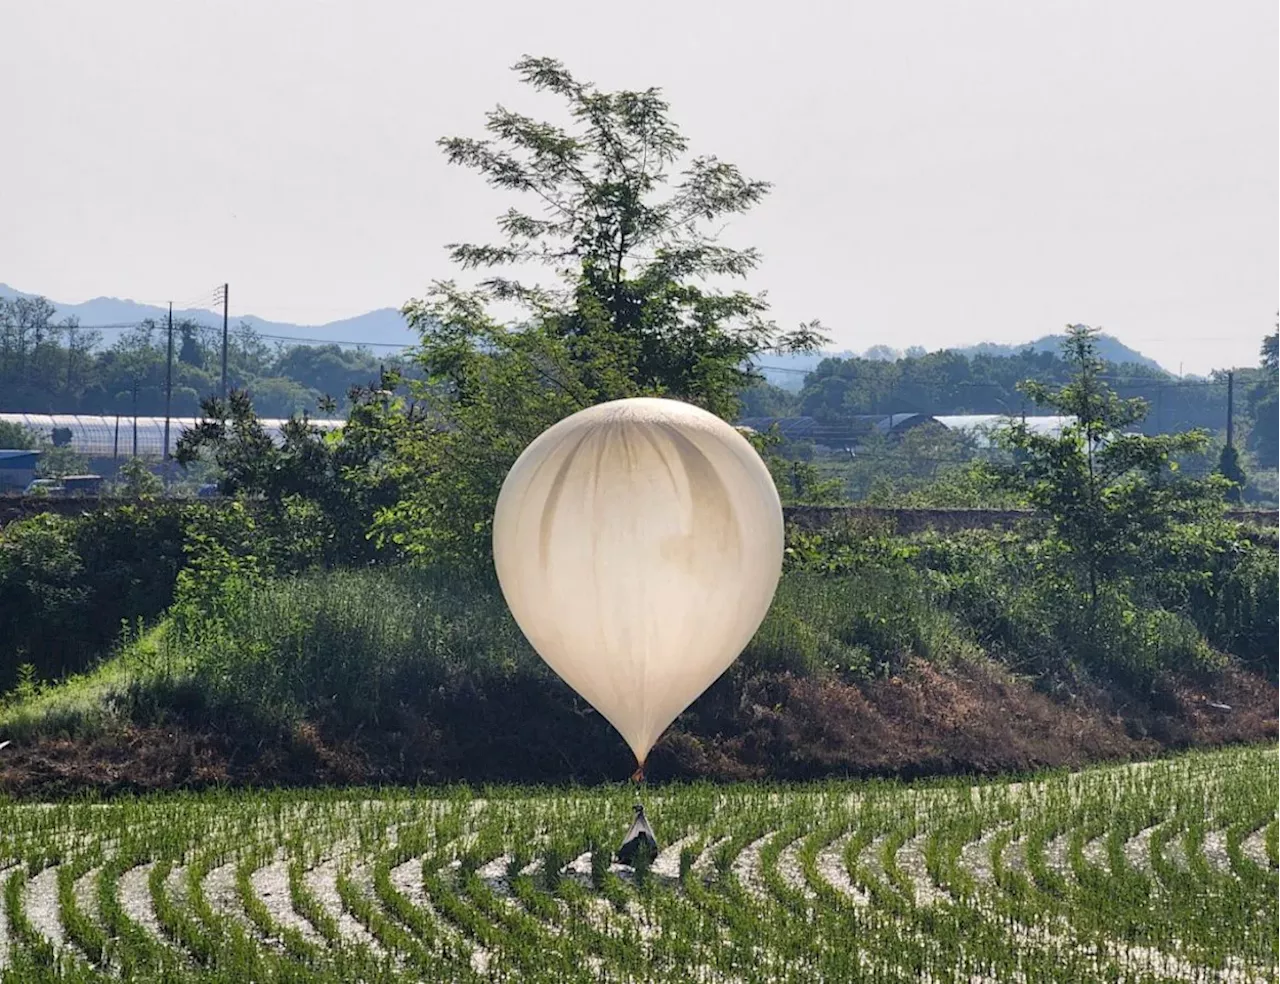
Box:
[0,505,186,689]
[153,559,988,732]
[1209,543,1279,676]
[848,524,1262,688]
[0,420,36,449]
[170,565,534,728]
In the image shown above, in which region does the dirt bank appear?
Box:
[1,660,1273,798]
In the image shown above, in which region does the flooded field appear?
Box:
[1,745,1276,982]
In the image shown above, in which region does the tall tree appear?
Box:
[999,325,1222,615]
[0,295,56,376]
[410,55,824,418]
[1262,329,1278,375]
[1216,444,1246,503]
[178,320,206,368]
[0,420,36,449]
[383,57,826,565]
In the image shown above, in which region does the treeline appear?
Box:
[0,294,407,419]
[9,289,1278,474]
[745,342,1278,465]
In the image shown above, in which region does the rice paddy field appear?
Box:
[0,745,1275,983]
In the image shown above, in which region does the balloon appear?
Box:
[493,397,784,766]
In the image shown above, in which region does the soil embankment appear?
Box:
[2,660,1273,797]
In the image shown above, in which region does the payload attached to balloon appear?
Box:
[492,396,785,771]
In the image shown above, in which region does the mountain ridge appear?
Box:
[3,284,1164,377]
[0,283,415,348]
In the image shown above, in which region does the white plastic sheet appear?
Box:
[493,397,784,765]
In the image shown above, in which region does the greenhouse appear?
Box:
[0,414,344,458]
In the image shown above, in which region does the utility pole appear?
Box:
[163,302,174,466]
[1226,371,1235,448]
[220,283,229,400]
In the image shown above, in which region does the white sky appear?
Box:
[2,0,1276,374]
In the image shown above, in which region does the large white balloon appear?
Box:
[493,397,784,766]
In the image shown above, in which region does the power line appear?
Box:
[1,321,416,350]
[172,286,223,312]
[254,332,413,350]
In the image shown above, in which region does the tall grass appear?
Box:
[0,559,983,749]
[173,566,535,725]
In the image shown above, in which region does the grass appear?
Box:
[0,744,1275,982]
[0,564,983,743]
[0,623,187,742]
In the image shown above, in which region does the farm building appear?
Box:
[0,449,40,491]
[0,413,345,459]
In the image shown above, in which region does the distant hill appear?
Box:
[0,283,416,349]
[954,332,1162,370]
[3,284,1165,379]
[755,331,1164,391]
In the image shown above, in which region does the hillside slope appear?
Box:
[0,283,414,348]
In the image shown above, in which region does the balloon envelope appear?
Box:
[493,397,784,765]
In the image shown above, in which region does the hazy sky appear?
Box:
[3,1,1276,374]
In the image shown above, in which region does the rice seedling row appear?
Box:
[1,745,1275,982]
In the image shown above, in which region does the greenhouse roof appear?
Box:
[0,414,344,458]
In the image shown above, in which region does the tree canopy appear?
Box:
[379,56,827,565]
[0,294,401,419]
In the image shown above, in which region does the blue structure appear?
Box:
[0,450,40,491]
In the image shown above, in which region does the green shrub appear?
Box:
[171,566,534,727]
[0,505,186,690]
[1193,538,1278,676]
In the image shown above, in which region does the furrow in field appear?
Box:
[812,833,868,905]
[1161,833,1188,871]
[388,856,433,910]
[1121,819,1165,874]
[23,865,66,951]
[855,834,891,886]
[392,854,489,972]
[895,833,948,907]
[1043,833,1073,881]
[71,867,101,929]
[251,860,325,947]
[304,860,382,951]
[1201,830,1233,874]
[560,849,663,891]
[691,837,729,879]
[1240,826,1273,870]
[474,854,513,894]
[117,862,167,943]
[1000,836,1028,877]
[0,866,13,970]
[774,835,814,901]
[562,851,594,886]
[651,835,695,881]
[202,862,240,921]
[730,833,774,901]
[1080,835,1108,871]
[957,825,1007,886]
